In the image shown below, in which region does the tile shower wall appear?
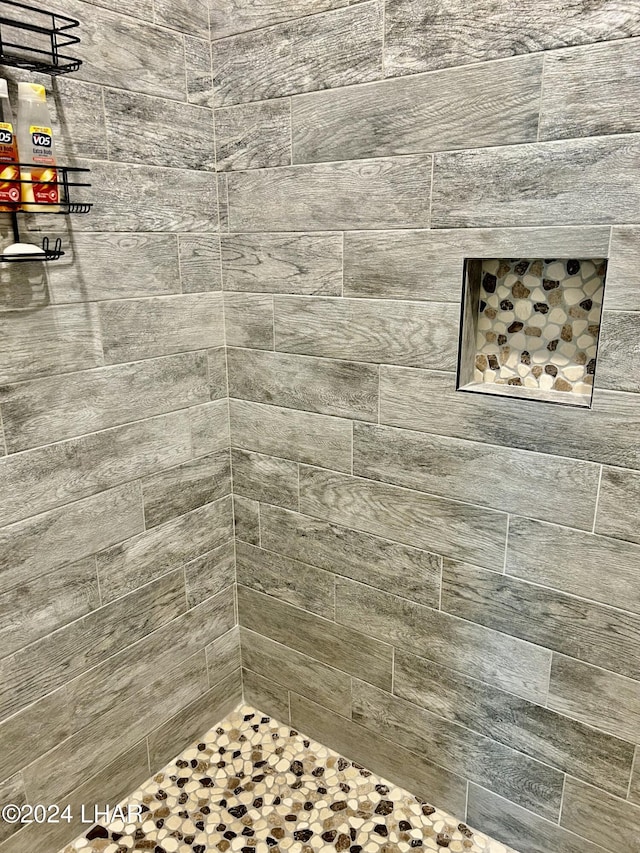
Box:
[0,2,240,851]
[215,3,640,852]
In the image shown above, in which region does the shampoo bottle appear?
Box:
[17,82,60,213]
[0,79,20,211]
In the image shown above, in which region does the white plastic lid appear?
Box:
[0,79,7,99]
[17,82,46,101]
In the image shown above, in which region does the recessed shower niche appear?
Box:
[457,257,608,408]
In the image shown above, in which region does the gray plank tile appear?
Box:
[147,669,242,770]
[0,774,26,845]
[394,649,634,797]
[274,295,458,369]
[441,559,640,681]
[185,35,214,107]
[293,54,541,162]
[243,668,291,722]
[67,587,235,731]
[212,2,382,106]
[0,557,100,658]
[379,366,640,470]
[234,495,260,545]
[0,351,209,452]
[631,751,640,803]
[432,136,640,227]
[231,447,298,509]
[227,154,432,231]
[103,88,215,170]
[142,449,231,528]
[97,495,233,602]
[0,410,192,527]
[189,399,230,456]
[47,233,181,304]
[605,226,640,311]
[467,784,608,853]
[597,310,640,393]
[215,99,291,171]
[100,293,224,364]
[221,232,343,295]
[0,570,187,721]
[224,292,274,349]
[290,692,468,818]
[237,540,335,616]
[260,503,441,607]
[230,399,352,473]
[0,303,102,385]
[507,516,640,615]
[561,777,640,850]
[383,0,640,77]
[238,585,393,690]
[210,0,364,38]
[595,466,640,544]
[208,347,228,401]
[241,627,351,715]
[352,679,564,820]
[179,234,222,293]
[0,483,143,595]
[217,173,229,230]
[154,0,209,34]
[206,625,242,686]
[228,348,379,421]
[336,578,550,703]
[548,654,640,744]
[354,423,600,530]
[185,541,235,607]
[299,465,508,571]
[540,39,640,141]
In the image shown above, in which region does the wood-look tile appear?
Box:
[0,483,143,595]
[212,2,382,106]
[290,692,468,818]
[352,680,564,820]
[238,585,393,690]
[103,88,216,170]
[379,366,640,470]
[540,39,640,140]
[597,310,640,393]
[236,540,335,617]
[231,448,298,509]
[221,232,342,295]
[507,516,640,615]
[259,503,441,607]
[208,347,228,401]
[561,777,640,850]
[224,292,274,350]
[394,649,634,796]
[335,578,550,703]
[189,399,230,456]
[0,351,209,452]
[206,625,242,686]
[233,495,260,545]
[97,495,233,602]
[441,559,640,681]
[383,0,640,77]
[228,348,379,421]
[431,136,640,227]
[142,449,231,528]
[354,422,600,529]
[215,99,291,171]
[227,155,432,231]
[0,774,26,844]
[230,399,352,473]
[185,541,235,607]
[595,466,640,544]
[0,410,192,527]
[243,667,291,723]
[100,293,224,364]
[292,54,541,162]
[241,627,351,715]
[548,654,640,744]
[605,226,640,311]
[185,35,214,107]
[299,465,508,570]
[274,296,458,369]
[178,234,222,293]
[153,0,209,34]
[210,0,363,38]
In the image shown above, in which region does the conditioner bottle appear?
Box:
[0,79,20,211]
[17,83,60,213]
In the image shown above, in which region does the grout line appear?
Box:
[181,34,190,102]
[502,514,510,574]
[390,646,395,694]
[377,364,381,424]
[94,554,103,608]
[464,780,469,823]
[626,746,638,800]
[536,53,547,143]
[557,774,568,825]
[257,500,262,548]
[543,650,554,708]
[428,151,435,224]
[380,0,386,77]
[289,97,294,166]
[271,294,276,350]
[592,465,604,533]
[350,422,354,475]
[340,231,345,297]
[145,737,152,773]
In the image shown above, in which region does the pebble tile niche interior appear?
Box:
[458,258,608,407]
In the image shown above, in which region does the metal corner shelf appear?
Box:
[0,0,82,75]
[0,235,63,262]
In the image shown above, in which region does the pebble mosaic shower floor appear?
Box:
[58,704,515,853]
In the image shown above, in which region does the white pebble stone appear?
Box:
[504,273,518,287]
[527,313,546,328]
[485,369,497,382]
[523,274,539,289]
[546,261,565,279]
[574,382,593,395]
[564,289,583,305]
[577,334,593,348]
[484,259,499,274]
[524,376,538,388]
[564,365,586,381]
[510,332,526,349]
[559,342,576,357]
[515,301,531,321]
[588,308,601,322]
[540,374,554,390]
[532,351,547,364]
[572,320,588,335]
[564,275,582,288]
[517,364,529,377]
[545,324,561,340]
[580,261,596,279]
[549,307,566,324]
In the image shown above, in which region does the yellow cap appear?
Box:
[17,82,46,101]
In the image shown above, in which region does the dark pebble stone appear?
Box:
[331,801,348,811]
[285,814,297,822]
[155,847,166,853]
[224,831,237,840]
[303,740,310,747]
[500,299,514,310]
[350,846,363,853]
[374,825,388,837]
[458,824,473,839]
[375,800,394,815]
[156,790,168,801]
[436,832,451,847]
[266,838,277,847]
[567,260,581,275]
[242,827,254,837]
[580,299,593,311]
[228,805,248,819]
[482,272,497,293]
[312,767,325,777]
[487,354,499,370]
[497,334,507,345]
[239,734,247,742]
[233,750,241,758]
[340,782,351,794]
[176,759,189,768]
[275,746,285,756]
[273,796,282,805]
[241,848,255,853]
[219,747,226,754]
[410,841,423,848]
[195,821,205,831]
[514,260,529,275]
[360,769,371,777]
[335,834,350,852]
[350,827,357,841]
[545,365,558,376]
[194,846,206,853]
[534,302,549,314]
[234,786,244,795]
[140,805,150,813]
[304,801,313,811]
[399,820,412,831]
[216,727,224,734]
[290,760,304,776]
[178,811,189,819]
[253,798,264,808]
[294,830,314,842]
[244,713,255,721]
[200,777,214,788]
[318,787,327,794]
[479,299,487,312]
[87,826,109,840]
[507,377,522,386]
[178,793,188,805]
[112,833,123,842]
[337,758,350,770]
[217,824,226,832]
[176,778,188,789]
[252,724,260,732]
[190,759,198,768]
[255,760,267,768]
[547,339,559,351]
[197,743,206,751]
[184,836,194,845]
[291,780,303,789]
[253,774,265,783]
[217,760,227,768]
[219,799,228,808]
[521,351,531,365]
[134,829,145,840]
[507,321,523,333]
[543,279,560,290]
[261,717,270,723]
[272,828,285,840]
[587,358,596,374]
[422,804,436,816]
[322,830,337,842]
[156,819,165,829]
[201,807,210,816]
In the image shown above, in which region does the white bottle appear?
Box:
[17,82,60,213]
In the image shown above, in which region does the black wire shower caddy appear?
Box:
[0,0,82,75]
